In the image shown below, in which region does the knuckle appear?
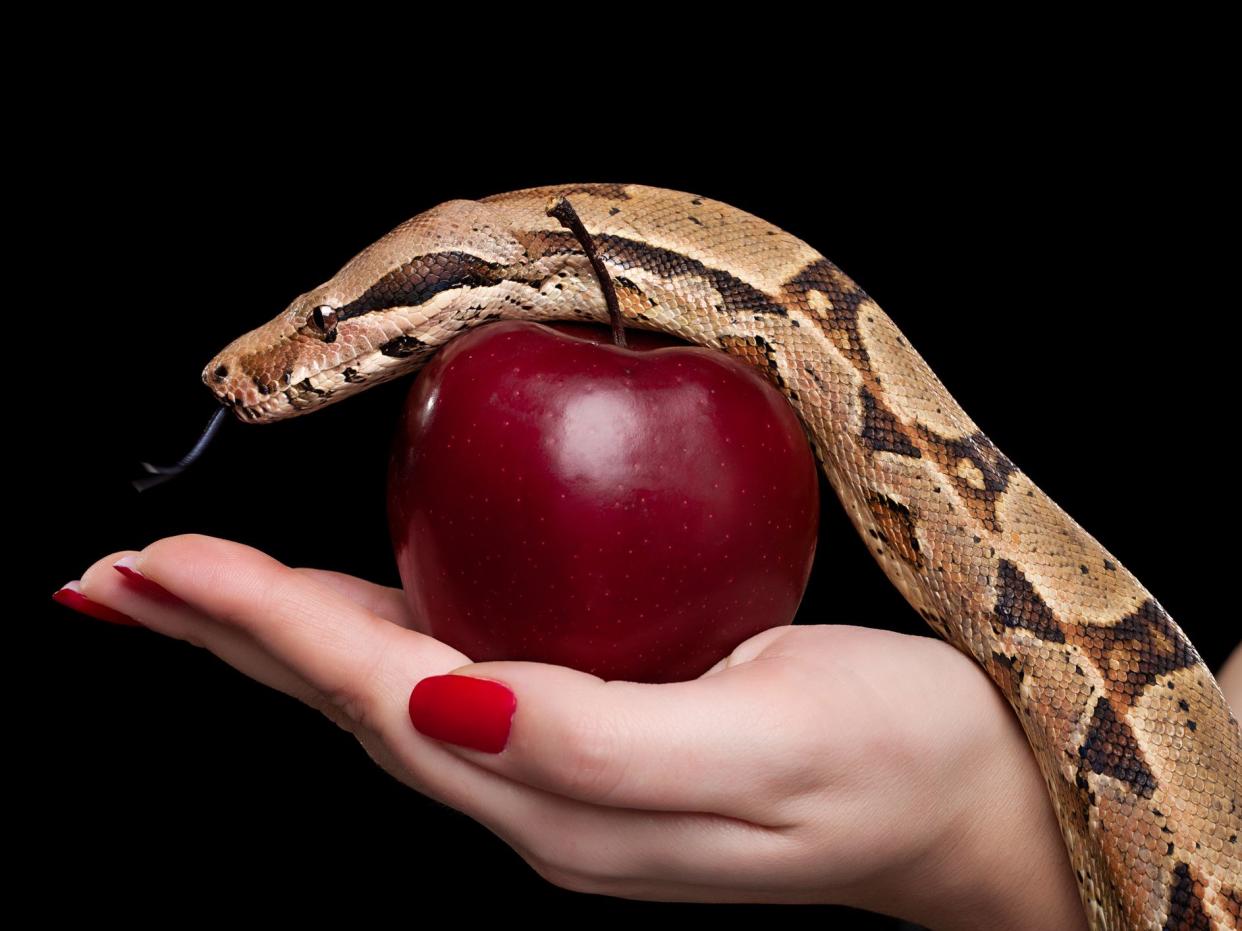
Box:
[762,622,839,658]
[514,813,684,897]
[318,647,388,734]
[251,567,300,617]
[143,534,273,617]
[314,661,374,731]
[747,761,817,820]
[211,560,296,632]
[724,623,800,667]
[525,856,596,894]
[320,682,377,733]
[308,689,362,734]
[524,844,666,899]
[555,711,629,802]
[521,839,614,895]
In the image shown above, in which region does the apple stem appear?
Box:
[546,195,629,349]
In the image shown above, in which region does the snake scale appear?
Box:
[201,183,1239,929]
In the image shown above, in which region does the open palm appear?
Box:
[66,532,1087,930]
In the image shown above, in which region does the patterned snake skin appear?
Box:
[203,183,1240,929]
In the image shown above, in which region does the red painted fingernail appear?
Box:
[409,675,516,753]
[52,582,143,627]
[113,558,182,604]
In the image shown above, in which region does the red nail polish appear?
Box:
[409,675,516,753]
[113,560,182,604]
[52,583,143,627]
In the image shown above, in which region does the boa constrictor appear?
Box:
[201,183,1239,929]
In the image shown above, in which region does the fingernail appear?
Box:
[409,675,516,753]
[113,558,182,604]
[52,581,143,627]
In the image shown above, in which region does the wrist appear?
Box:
[915,691,1088,931]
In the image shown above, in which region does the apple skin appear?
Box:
[387,319,819,683]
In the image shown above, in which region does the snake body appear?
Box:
[204,183,1240,929]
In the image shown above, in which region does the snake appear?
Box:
[196,183,1239,929]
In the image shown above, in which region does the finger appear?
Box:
[488,789,800,900]
[371,723,797,899]
[293,568,421,631]
[1219,640,1242,709]
[406,653,819,825]
[78,550,322,709]
[96,534,468,735]
[74,539,802,897]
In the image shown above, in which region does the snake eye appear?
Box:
[310,305,339,342]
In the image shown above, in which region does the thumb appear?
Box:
[407,657,806,819]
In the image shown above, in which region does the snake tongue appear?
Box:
[131,406,230,492]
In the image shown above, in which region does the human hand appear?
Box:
[1220,641,1242,712]
[63,533,1086,931]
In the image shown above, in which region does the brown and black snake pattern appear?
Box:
[203,184,1240,930]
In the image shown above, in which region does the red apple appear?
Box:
[387,320,819,683]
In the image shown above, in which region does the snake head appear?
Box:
[200,286,364,422]
[199,199,543,423]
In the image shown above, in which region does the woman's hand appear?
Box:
[66,533,1087,931]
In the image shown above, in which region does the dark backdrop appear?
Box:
[27,84,1234,929]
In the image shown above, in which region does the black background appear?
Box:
[25,67,1236,928]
